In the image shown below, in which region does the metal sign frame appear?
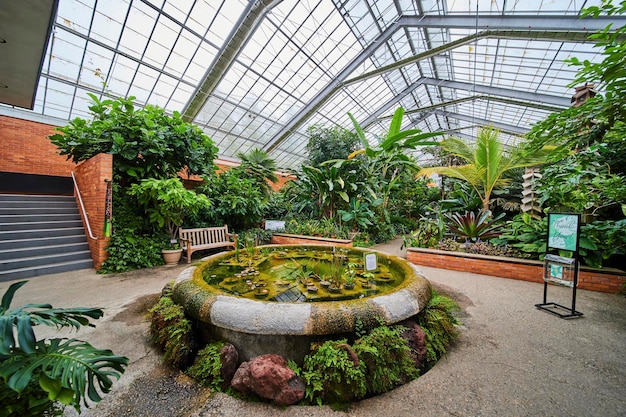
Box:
[535,213,584,319]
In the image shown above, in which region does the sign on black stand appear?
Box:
[535,213,584,319]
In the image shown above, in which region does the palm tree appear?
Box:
[237,148,279,196]
[418,127,554,212]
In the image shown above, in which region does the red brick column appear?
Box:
[74,153,113,270]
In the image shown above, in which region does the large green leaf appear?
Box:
[0,338,128,408]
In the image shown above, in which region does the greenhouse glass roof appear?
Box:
[2,0,625,171]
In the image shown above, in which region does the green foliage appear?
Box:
[491,213,547,258]
[236,228,273,248]
[129,177,211,243]
[284,219,349,239]
[415,292,460,369]
[440,179,482,213]
[237,148,279,197]
[149,296,194,368]
[420,127,554,211]
[353,325,419,394]
[338,199,376,232]
[446,209,506,241]
[195,169,267,230]
[388,175,441,220]
[99,229,164,273]
[301,339,366,405]
[186,342,227,391]
[402,213,445,249]
[0,281,127,415]
[536,144,626,219]
[49,94,218,185]
[305,125,360,166]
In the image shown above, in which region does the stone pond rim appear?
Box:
[171,244,432,361]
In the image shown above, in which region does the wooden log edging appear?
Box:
[406,247,625,294]
[270,233,353,247]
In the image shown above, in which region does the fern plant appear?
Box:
[416,291,461,369]
[0,281,128,416]
[186,342,226,391]
[353,325,419,394]
[149,295,194,368]
[301,339,366,405]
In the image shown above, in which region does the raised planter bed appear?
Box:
[270,233,353,247]
[406,247,625,294]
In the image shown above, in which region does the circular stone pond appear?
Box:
[172,244,432,362]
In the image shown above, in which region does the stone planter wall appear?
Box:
[270,233,353,247]
[406,247,625,294]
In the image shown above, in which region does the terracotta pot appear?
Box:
[162,248,183,266]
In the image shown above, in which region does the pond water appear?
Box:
[199,246,405,302]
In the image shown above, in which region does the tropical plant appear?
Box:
[49,94,218,185]
[439,179,483,213]
[129,177,211,246]
[305,124,360,166]
[237,148,279,197]
[99,228,164,273]
[346,107,441,223]
[491,213,548,259]
[0,281,128,416]
[195,169,267,231]
[338,198,377,232]
[402,213,446,249]
[446,209,506,241]
[419,127,554,212]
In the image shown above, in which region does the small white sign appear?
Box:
[364,253,377,271]
[264,220,286,231]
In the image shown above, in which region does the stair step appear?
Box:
[0,207,79,215]
[0,259,94,282]
[1,200,77,208]
[0,242,90,260]
[0,213,82,223]
[0,220,84,231]
[0,194,75,202]
[0,250,93,273]
[0,227,87,241]
[0,235,87,250]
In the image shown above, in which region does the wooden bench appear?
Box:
[179,225,237,263]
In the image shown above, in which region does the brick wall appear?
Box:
[406,247,626,294]
[74,153,113,270]
[0,115,73,176]
[270,233,353,247]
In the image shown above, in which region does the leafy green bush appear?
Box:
[100,229,164,273]
[353,325,419,394]
[149,296,194,368]
[237,228,273,248]
[416,291,460,370]
[402,214,445,249]
[49,94,218,185]
[434,238,524,258]
[186,342,227,391]
[284,219,349,239]
[0,281,127,416]
[301,339,366,405]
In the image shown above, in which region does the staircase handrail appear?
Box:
[71,172,97,240]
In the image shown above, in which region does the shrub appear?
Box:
[100,229,164,273]
[149,295,194,368]
[446,209,505,241]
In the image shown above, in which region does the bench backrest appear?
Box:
[180,225,230,246]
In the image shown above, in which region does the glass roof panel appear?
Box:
[2,0,623,170]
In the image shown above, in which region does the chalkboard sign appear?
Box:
[547,213,579,252]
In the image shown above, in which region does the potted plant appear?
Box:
[129,177,211,265]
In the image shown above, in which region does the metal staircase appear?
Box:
[0,194,93,281]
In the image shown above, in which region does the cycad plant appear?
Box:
[0,281,128,416]
[419,127,554,212]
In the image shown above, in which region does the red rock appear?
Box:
[219,343,239,389]
[231,354,305,405]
